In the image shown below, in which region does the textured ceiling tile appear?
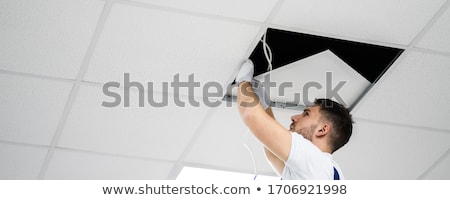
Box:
[58,84,210,161]
[136,0,278,22]
[352,50,450,131]
[421,150,450,179]
[84,3,261,97]
[0,143,48,179]
[334,120,450,179]
[184,103,268,173]
[416,5,450,53]
[272,0,446,45]
[185,102,299,175]
[0,74,72,145]
[45,149,174,179]
[0,0,105,79]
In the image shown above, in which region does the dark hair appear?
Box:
[314,99,353,153]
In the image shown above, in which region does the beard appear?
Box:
[295,124,317,141]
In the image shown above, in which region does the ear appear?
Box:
[316,124,330,137]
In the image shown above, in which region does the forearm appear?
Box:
[263,108,275,156]
[237,82,263,118]
[238,80,291,170]
[262,107,286,175]
[262,107,275,152]
[235,61,289,175]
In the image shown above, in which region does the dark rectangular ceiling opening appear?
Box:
[249,28,404,83]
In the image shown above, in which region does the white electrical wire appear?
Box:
[261,30,273,71]
[241,129,258,180]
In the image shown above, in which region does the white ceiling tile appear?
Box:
[417,5,450,53]
[185,103,270,174]
[0,74,72,145]
[352,51,450,131]
[84,3,261,97]
[334,120,450,179]
[0,0,105,79]
[272,0,446,45]
[45,149,173,179]
[421,150,450,179]
[0,143,48,179]
[58,84,210,161]
[253,50,370,107]
[185,102,299,175]
[135,0,278,22]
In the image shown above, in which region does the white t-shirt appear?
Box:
[281,132,344,180]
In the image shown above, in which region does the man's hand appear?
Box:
[251,79,271,109]
[235,59,254,84]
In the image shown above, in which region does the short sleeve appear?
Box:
[282,132,334,180]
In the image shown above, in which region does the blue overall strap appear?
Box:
[333,167,340,180]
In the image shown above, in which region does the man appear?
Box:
[236,59,353,180]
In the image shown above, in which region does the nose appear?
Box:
[291,114,301,122]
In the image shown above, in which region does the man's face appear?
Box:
[289,106,322,140]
